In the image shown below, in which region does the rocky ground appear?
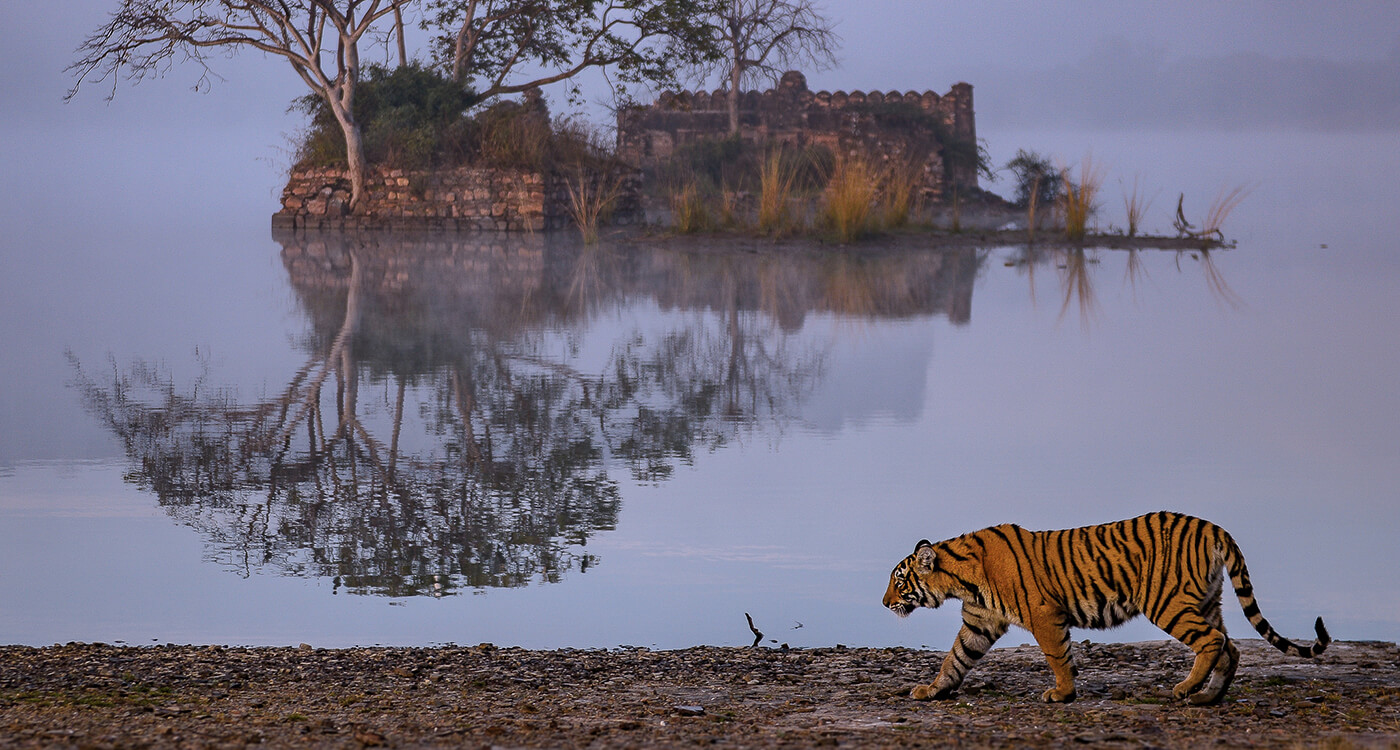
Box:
[2,639,1397,748]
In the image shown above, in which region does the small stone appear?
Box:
[674,705,706,716]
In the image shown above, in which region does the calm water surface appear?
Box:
[2,131,1397,649]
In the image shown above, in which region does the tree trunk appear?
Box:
[342,122,368,213]
[728,58,742,135]
[327,99,369,213]
[393,5,407,68]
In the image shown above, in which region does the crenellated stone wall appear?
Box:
[272,165,643,232]
[617,71,978,201]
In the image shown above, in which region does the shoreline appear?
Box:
[3,639,1396,748]
[270,219,1232,254]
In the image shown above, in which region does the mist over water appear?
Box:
[2,128,1397,650]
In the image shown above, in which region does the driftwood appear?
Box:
[744,613,763,647]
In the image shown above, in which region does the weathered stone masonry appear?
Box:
[617,71,978,201]
[273,165,642,232]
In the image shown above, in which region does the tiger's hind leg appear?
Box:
[913,610,1007,700]
[1154,606,1228,701]
[1189,638,1239,706]
[1187,597,1239,706]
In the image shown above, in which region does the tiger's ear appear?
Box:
[914,541,936,572]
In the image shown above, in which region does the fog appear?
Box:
[4,2,1398,135]
[3,2,1400,648]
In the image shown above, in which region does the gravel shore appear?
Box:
[3,639,1397,748]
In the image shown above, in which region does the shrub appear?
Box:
[291,65,613,174]
[292,62,478,170]
[1004,149,1064,209]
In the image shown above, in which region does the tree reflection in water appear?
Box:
[70,232,981,596]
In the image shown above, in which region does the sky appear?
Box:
[0,2,1395,234]
[3,1,1398,132]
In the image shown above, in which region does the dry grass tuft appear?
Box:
[1202,185,1252,238]
[820,155,880,242]
[879,163,920,229]
[564,169,622,245]
[1121,174,1155,237]
[1026,175,1042,242]
[1060,155,1105,241]
[719,186,745,229]
[758,152,801,235]
[669,180,709,234]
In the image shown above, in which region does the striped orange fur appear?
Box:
[883,511,1329,704]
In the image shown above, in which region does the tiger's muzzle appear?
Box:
[887,600,915,618]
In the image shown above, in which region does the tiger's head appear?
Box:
[883,539,947,617]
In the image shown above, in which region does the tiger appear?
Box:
[882,511,1329,705]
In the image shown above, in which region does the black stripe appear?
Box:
[942,546,972,562]
[1160,606,1189,636]
[1241,601,1260,619]
[986,526,1034,618]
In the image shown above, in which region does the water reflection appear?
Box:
[1007,244,1241,324]
[70,232,981,596]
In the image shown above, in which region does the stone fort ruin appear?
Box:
[617,71,979,201]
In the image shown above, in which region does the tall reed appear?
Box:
[1201,185,1251,239]
[879,163,919,229]
[669,180,708,234]
[564,168,622,245]
[719,186,745,229]
[1121,174,1154,238]
[758,151,800,235]
[1060,155,1104,242]
[820,155,879,242]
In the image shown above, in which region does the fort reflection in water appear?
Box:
[70,232,981,596]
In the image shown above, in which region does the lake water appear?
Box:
[2,130,1398,651]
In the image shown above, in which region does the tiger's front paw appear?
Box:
[1040,686,1077,703]
[910,683,957,701]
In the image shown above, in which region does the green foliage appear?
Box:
[292,63,616,172]
[423,0,721,98]
[1004,149,1066,208]
[293,62,478,169]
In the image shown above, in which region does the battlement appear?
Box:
[618,71,978,199]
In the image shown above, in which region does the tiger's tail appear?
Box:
[1221,531,1330,658]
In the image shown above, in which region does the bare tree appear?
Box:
[698,0,840,134]
[423,0,719,101]
[68,0,411,213]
